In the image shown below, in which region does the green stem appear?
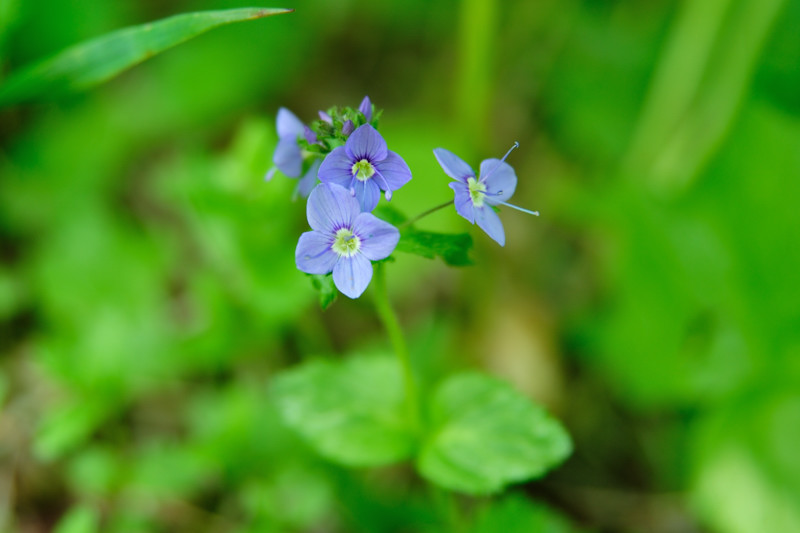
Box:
[372,262,420,431]
[400,200,452,229]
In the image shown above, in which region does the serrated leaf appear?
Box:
[397,228,473,266]
[373,204,473,266]
[270,355,416,467]
[309,274,337,310]
[0,7,293,106]
[417,373,572,495]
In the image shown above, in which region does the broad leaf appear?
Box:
[417,373,572,495]
[53,505,100,533]
[373,205,473,266]
[397,228,473,267]
[270,355,416,467]
[0,8,293,106]
[469,496,586,533]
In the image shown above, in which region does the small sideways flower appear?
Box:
[266,107,320,198]
[296,183,400,299]
[433,143,538,246]
[269,107,305,178]
[318,124,412,212]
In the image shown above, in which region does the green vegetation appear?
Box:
[1,0,798,531]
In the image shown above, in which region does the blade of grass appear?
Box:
[0,7,293,107]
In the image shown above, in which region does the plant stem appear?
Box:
[400,200,452,228]
[372,261,420,431]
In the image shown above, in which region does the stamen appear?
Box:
[499,201,539,216]
[372,169,392,198]
[331,228,361,257]
[481,141,520,183]
[500,141,520,164]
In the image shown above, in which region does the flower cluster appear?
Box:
[267,96,411,298]
[268,96,538,300]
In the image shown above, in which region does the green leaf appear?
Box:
[417,373,572,495]
[374,204,473,266]
[309,274,337,310]
[35,398,114,461]
[469,495,587,533]
[270,355,416,467]
[397,228,474,266]
[53,504,99,533]
[0,7,293,106]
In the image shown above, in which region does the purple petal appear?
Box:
[296,231,338,274]
[449,181,475,224]
[319,110,333,124]
[354,213,400,261]
[346,124,388,162]
[374,151,412,193]
[304,125,318,145]
[352,179,381,213]
[318,146,354,187]
[474,205,505,246]
[433,148,474,182]
[479,158,517,205]
[359,96,372,121]
[273,137,303,177]
[342,120,355,136]
[333,253,373,299]
[277,107,305,138]
[307,183,358,233]
[294,159,321,199]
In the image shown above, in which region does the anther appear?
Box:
[482,141,520,182]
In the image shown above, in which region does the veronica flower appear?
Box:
[296,183,400,298]
[270,107,305,178]
[265,107,320,198]
[433,143,538,246]
[318,124,412,212]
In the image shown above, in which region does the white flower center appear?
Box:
[468,177,487,207]
[352,159,376,182]
[331,228,361,257]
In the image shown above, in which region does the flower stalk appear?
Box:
[372,261,420,432]
[400,200,454,228]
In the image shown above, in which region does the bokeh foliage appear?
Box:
[1,0,799,532]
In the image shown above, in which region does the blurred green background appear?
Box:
[1,0,799,531]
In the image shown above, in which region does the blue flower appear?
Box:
[318,124,412,212]
[270,107,304,177]
[295,183,400,298]
[265,107,319,198]
[433,143,538,246]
